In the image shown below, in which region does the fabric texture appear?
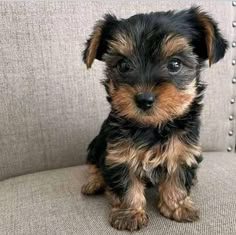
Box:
[0,0,235,180]
[0,152,235,235]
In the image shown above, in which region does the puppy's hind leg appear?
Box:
[81,123,108,195]
[81,164,106,195]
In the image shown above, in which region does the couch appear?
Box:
[0,0,235,234]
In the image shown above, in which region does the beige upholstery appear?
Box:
[0,152,236,235]
[0,0,235,180]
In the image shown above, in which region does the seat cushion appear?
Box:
[0,152,235,235]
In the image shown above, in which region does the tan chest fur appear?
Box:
[106,136,201,182]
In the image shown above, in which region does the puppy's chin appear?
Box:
[112,106,182,127]
[110,82,196,127]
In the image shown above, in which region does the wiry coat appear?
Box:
[81,7,228,231]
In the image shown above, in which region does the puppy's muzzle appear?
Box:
[135,92,155,111]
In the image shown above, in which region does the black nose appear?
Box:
[135,92,155,111]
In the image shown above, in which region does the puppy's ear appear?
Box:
[189,7,228,66]
[83,14,118,69]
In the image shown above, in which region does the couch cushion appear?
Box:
[0,152,235,235]
[0,0,234,181]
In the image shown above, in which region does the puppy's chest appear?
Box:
[133,152,163,184]
[106,133,200,184]
[106,139,167,183]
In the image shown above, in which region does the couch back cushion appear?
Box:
[0,0,234,180]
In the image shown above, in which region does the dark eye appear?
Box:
[167,58,182,74]
[117,60,132,73]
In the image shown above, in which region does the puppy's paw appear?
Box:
[81,180,104,195]
[172,197,199,222]
[159,196,199,222]
[109,208,149,231]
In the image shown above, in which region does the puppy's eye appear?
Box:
[167,58,182,74]
[117,60,132,73]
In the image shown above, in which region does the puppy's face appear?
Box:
[83,7,227,126]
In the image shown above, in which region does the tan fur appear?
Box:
[109,207,148,231]
[145,135,201,174]
[108,174,148,231]
[106,141,152,180]
[158,173,199,222]
[158,174,187,211]
[162,34,191,58]
[107,133,201,180]
[85,20,104,68]
[106,147,148,231]
[81,165,105,195]
[106,150,146,209]
[107,175,146,208]
[195,10,215,66]
[109,79,196,127]
[123,174,146,209]
[109,33,134,56]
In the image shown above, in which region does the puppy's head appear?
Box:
[83,7,228,126]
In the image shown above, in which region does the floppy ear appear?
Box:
[83,14,118,69]
[189,7,228,66]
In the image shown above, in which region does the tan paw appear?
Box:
[109,208,149,231]
[81,180,104,195]
[172,197,199,222]
[159,197,199,222]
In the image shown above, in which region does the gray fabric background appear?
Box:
[0,0,235,180]
[0,152,235,235]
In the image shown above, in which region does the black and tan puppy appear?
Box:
[81,7,227,231]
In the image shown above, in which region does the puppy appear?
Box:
[81,7,228,231]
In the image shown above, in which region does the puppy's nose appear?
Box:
[135,92,155,111]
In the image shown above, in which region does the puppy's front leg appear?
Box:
[156,134,201,222]
[158,168,199,222]
[107,174,148,231]
[103,142,149,231]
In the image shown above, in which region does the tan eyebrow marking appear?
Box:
[162,34,192,58]
[109,33,134,56]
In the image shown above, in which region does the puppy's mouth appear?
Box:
[136,106,155,116]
